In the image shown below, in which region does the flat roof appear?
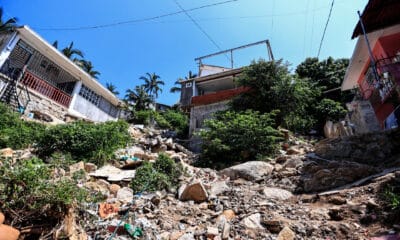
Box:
[16,26,122,106]
[180,67,243,84]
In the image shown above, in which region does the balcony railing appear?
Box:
[360,55,400,103]
[21,70,72,107]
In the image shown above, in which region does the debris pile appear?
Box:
[1,126,400,239]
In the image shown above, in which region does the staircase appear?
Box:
[0,71,30,113]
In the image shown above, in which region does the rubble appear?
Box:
[5,125,400,239]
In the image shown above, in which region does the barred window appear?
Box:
[79,84,100,105]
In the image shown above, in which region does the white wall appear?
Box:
[72,95,117,122]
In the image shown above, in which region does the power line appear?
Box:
[317,0,335,57]
[35,0,238,31]
[173,0,231,63]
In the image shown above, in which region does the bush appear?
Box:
[315,98,347,122]
[131,154,182,193]
[161,110,189,138]
[154,112,171,129]
[0,157,91,213]
[0,103,45,149]
[36,120,131,165]
[133,110,153,125]
[230,59,320,133]
[198,110,283,169]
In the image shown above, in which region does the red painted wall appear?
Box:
[191,87,250,106]
[356,32,400,127]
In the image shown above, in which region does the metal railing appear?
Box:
[21,70,72,107]
[360,55,400,103]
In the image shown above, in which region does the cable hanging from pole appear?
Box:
[317,0,334,58]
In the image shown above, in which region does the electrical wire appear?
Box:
[34,0,238,31]
[173,0,231,63]
[317,0,335,57]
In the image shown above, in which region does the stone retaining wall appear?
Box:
[315,128,400,165]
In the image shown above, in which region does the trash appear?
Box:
[99,203,120,219]
[124,223,143,238]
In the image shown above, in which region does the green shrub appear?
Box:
[315,98,347,122]
[131,154,182,193]
[133,110,153,125]
[161,110,189,138]
[0,157,91,212]
[154,112,171,129]
[36,120,130,165]
[0,103,45,149]
[198,110,283,169]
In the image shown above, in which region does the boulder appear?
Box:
[116,187,134,203]
[69,161,85,174]
[0,225,20,240]
[179,181,208,202]
[84,163,97,173]
[263,187,293,200]
[0,148,13,158]
[277,226,295,240]
[220,161,273,181]
[109,184,121,196]
[241,213,264,229]
[209,181,230,197]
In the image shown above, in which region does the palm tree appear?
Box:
[61,41,84,61]
[52,40,58,49]
[80,60,100,79]
[125,85,152,111]
[140,72,165,101]
[170,70,197,93]
[106,82,119,95]
[0,8,17,33]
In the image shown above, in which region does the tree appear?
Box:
[125,85,152,111]
[141,72,165,103]
[106,82,119,96]
[80,60,100,79]
[170,70,197,93]
[230,59,320,132]
[0,8,17,33]
[61,41,85,67]
[296,57,350,102]
[52,40,58,49]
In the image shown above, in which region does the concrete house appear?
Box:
[0,26,122,122]
[342,0,400,131]
[180,64,246,136]
[179,40,274,136]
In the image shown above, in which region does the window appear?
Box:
[185,82,192,88]
[79,84,100,106]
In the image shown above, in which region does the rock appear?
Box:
[241,213,264,229]
[286,147,302,155]
[207,227,219,239]
[179,181,208,202]
[370,234,400,240]
[328,208,344,221]
[121,159,143,169]
[165,138,174,149]
[221,221,230,239]
[277,226,295,240]
[327,195,347,205]
[0,148,13,158]
[219,210,235,221]
[109,184,121,196]
[89,165,136,181]
[69,161,85,174]
[0,224,20,240]
[116,187,134,203]
[170,231,185,240]
[263,219,285,234]
[84,163,97,173]
[220,161,273,181]
[209,181,230,197]
[98,203,119,219]
[85,181,110,196]
[263,187,293,200]
[178,232,195,240]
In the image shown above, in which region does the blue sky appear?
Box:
[1,0,368,105]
